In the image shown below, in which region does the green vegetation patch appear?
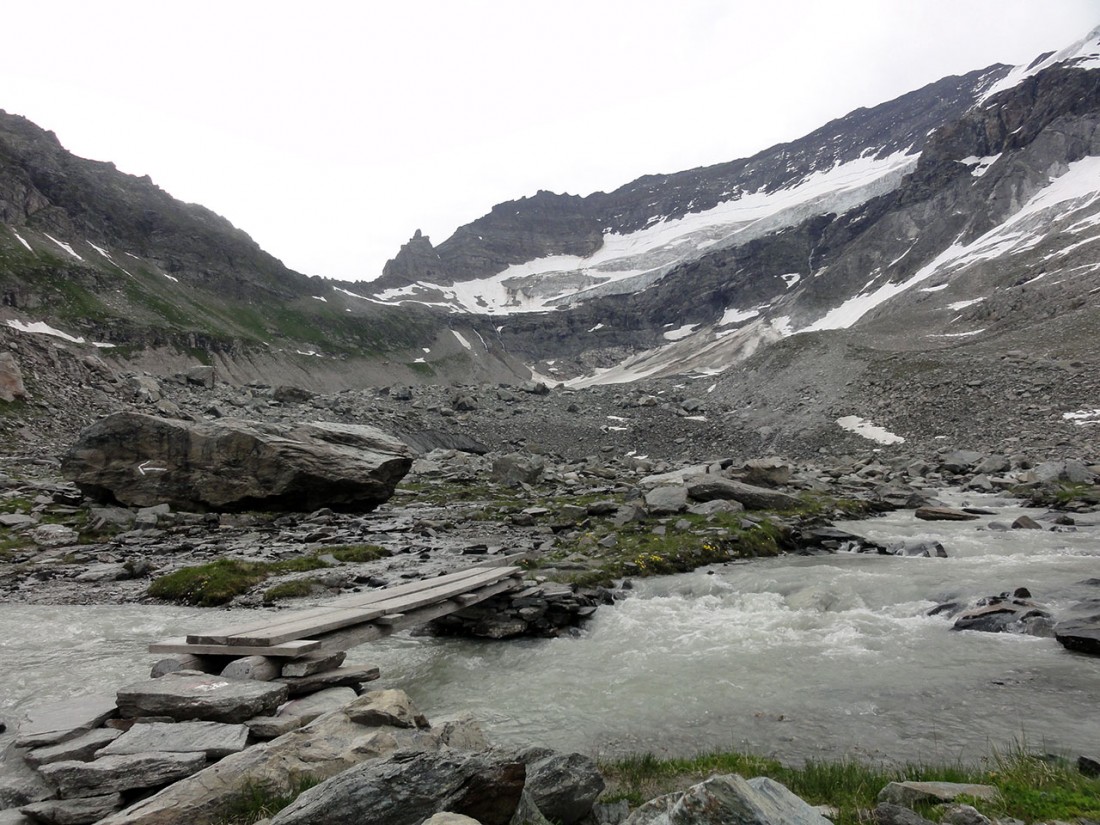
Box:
[148,556,330,606]
[1013,482,1100,509]
[219,777,321,824]
[600,747,1100,825]
[262,579,320,604]
[325,544,388,563]
[536,512,789,588]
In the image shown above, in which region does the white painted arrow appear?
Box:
[137,460,168,475]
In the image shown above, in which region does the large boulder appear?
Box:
[61,413,413,512]
[0,352,27,403]
[267,750,526,825]
[519,748,605,825]
[685,477,801,511]
[623,774,831,825]
[96,702,441,825]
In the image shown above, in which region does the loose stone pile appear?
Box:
[0,644,613,825]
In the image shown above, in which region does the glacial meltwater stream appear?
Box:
[2,492,1098,765]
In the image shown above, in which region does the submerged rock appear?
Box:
[949,589,1054,636]
[1054,617,1100,655]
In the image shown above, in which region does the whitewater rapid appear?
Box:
[2,492,1097,765]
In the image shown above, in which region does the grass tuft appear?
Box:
[262,579,320,604]
[325,544,388,563]
[148,557,330,606]
[600,746,1100,825]
[220,777,321,824]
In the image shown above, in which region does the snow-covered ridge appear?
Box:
[800,155,1100,332]
[979,25,1100,104]
[372,151,918,315]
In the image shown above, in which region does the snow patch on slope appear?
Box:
[6,319,114,347]
[8,227,33,252]
[44,234,83,261]
[801,155,1100,332]
[836,416,905,445]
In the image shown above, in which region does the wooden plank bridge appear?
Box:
[150,558,525,659]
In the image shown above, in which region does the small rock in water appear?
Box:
[1011,515,1042,530]
[914,507,980,522]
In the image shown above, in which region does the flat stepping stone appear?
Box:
[280,651,347,678]
[39,752,206,799]
[116,675,287,723]
[25,728,122,768]
[95,721,249,759]
[16,695,117,748]
[276,665,380,697]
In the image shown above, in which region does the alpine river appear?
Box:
[3,491,1098,765]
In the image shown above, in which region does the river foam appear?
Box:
[3,492,1098,765]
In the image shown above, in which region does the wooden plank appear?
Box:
[148,637,320,657]
[314,576,520,653]
[327,567,494,608]
[188,566,498,644]
[226,567,519,646]
[187,606,348,645]
[226,567,520,647]
[373,614,404,626]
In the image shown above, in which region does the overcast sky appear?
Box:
[2,1,1097,283]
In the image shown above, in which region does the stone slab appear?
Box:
[39,752,206,799]
[95,721,249,759]
[116,675,288,723]
[25,729,122,768]
[20,793,123,824]
[244,715,305,740]
[280,651,347,678]
[276,665,381,697]
[15,696,118,749]
[277,688,358,724]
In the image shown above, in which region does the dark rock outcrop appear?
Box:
[267,750,526,825]
[61,413,413,512]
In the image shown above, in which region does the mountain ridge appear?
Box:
[1,26,1099,461]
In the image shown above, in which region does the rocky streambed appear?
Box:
[3,364,1100,824]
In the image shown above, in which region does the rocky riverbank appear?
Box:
[3,341,1100,824]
